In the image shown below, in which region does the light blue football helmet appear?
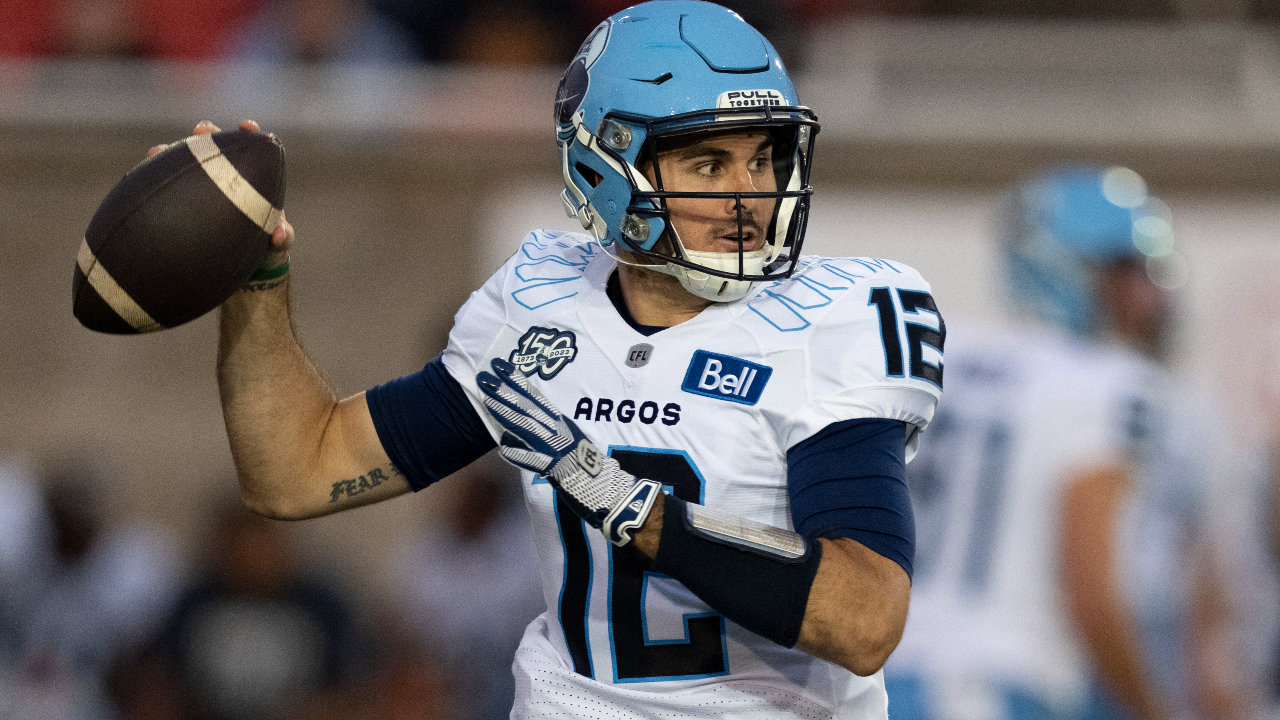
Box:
[1002,164,1175,335]
[554,1,819,302]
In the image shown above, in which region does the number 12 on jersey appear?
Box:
[554,447,728,683]
[869,287,945,388]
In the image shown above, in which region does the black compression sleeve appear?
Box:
[787,418,915,579]
[653,494,822,648]
[365,356,496,491]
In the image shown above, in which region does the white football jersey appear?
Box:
[885,316,1182,717]
[1115,369,1228,715]
[439,231,944,720]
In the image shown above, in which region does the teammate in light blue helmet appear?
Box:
[1002,164,1178,356]
[887,164,1241,720]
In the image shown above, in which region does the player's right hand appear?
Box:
[476,358,661,546]
[147,120,293,269]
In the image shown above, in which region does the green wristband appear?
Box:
[248,259,289,282]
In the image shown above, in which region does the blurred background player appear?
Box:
[0,459,181,720]
[154,499,368,720]
[883,164,1244,720]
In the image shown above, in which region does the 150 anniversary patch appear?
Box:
[510,326,579,379]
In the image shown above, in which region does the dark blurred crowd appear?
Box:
[0,0,821,66]
[0,456,539,720]
[6,0,1279,68]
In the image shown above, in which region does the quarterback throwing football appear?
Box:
[208,2,945,717]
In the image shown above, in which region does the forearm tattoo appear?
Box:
[329,464,403,503]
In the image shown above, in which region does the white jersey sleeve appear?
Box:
[741,256,944,457]
[439,230,595,445]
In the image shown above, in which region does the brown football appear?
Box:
[73,129,286,334]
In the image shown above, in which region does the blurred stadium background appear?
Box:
[3,0,1280,718]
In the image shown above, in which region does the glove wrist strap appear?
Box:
[602,479,662,546]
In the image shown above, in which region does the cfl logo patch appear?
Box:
[625,343,653,368]
[681,350,772,406]
[510,326,578,380]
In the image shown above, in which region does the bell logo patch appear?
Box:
[681,350,771,406]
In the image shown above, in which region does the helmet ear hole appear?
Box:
[575,162,604,188]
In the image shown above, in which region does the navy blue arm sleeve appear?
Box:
[786,417,915,580]
[365,356,497,491]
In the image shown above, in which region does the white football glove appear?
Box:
[476,358,661,546]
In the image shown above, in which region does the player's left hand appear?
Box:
[476,358,661,546]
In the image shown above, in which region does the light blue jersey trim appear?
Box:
[606,445,724,683]
[605,562,730,684]
[607,445,706,504]
[746,258,877,332]
[509,233,599,310]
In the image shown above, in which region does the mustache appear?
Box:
[711,217,757,239]
[710,214,765,240]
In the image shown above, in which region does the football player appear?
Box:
[883,165,1239,720]
[199,2,944,717]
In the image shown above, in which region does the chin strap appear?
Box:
[652,259,759,302]
[649,225,774,302]
[593,225,764,303]
[591,232,664,272]
[598,230,766,303]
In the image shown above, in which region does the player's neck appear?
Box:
[615,261,712,327]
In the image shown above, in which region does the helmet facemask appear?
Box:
[603,108,817,302]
